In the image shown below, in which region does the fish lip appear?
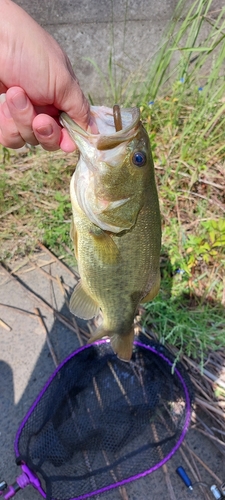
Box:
[60,112,90,138]
[60,107,140,145]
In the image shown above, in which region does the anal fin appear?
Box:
[70,281,99,319]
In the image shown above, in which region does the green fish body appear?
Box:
[60,106,161,361]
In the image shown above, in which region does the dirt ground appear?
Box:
[0,250,225,500]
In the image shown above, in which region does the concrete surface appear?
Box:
[0,253,225,500]
[13,0,225,102]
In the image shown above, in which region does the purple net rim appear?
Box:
[14,339,192,500]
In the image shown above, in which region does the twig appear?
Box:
[190,375,212,401]
[151,422,176,500]
[179,445,211,500]
[37,241,79,279]
[182,441,222,484]
[162,463,177,500]
[54,311,89,339]
[107,361,131,406]
[55,274,68,296]
[0,203,25,219]
[29,259,70,291]
[1,263,88,338]
[212,427,225,437]
[195,397,225,418]
[10,258,29,274]
[195,427,225,447]
[1,263,57,311]
[178,189,225,212]
[179,445,201,482]
[194,415,225,456]
[184,354,225,390]
[0,318,11,331]
[188,446,203,484]
[92,377,129,500]
[0,303,40,317]
[196,403,225,432]
[14,258,61,274]
[34,307,59,368]
[71,316,84,346]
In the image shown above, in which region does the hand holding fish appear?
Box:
[0,0,89,151]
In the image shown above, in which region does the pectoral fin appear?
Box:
[70,281,99,319]
[90,226,119,264]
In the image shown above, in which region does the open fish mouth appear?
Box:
[60,105,140,150]
[61,104,147,233]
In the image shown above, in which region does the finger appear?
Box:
[32,114,62,151]
[59,128,77,153]
[6,87,39,146]
[32,108,76,152]
[0,101,26,148]
[56,67,90,131]
[0,82,7,94]
[63,91,90,132]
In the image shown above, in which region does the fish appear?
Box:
[60,105,161,361]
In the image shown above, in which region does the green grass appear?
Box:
[143,290,225,366]
[135,0,225,359]
[139,0,225,103]
[0,148,76,262]
[0,0,225,363]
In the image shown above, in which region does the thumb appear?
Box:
[55,59,90,131]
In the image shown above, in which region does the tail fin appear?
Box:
[110,328,134,362]
[88,326,134,362]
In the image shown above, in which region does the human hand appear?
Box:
[0,0,90,152]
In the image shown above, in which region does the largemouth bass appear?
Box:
[60,105,161,361]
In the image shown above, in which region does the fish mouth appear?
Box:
[60,106,140,151]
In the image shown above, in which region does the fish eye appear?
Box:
[132,151,147,167]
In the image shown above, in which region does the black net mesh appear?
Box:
[16,339,194,500]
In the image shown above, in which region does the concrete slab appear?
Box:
[13,0,177,25]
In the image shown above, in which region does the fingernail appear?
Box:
[36,125,53,137]
[12,92,28,110]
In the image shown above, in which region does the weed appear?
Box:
[143,288,225,368]
[0,148,77,261]
[136,0,225,360]
[38,192,71,252]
